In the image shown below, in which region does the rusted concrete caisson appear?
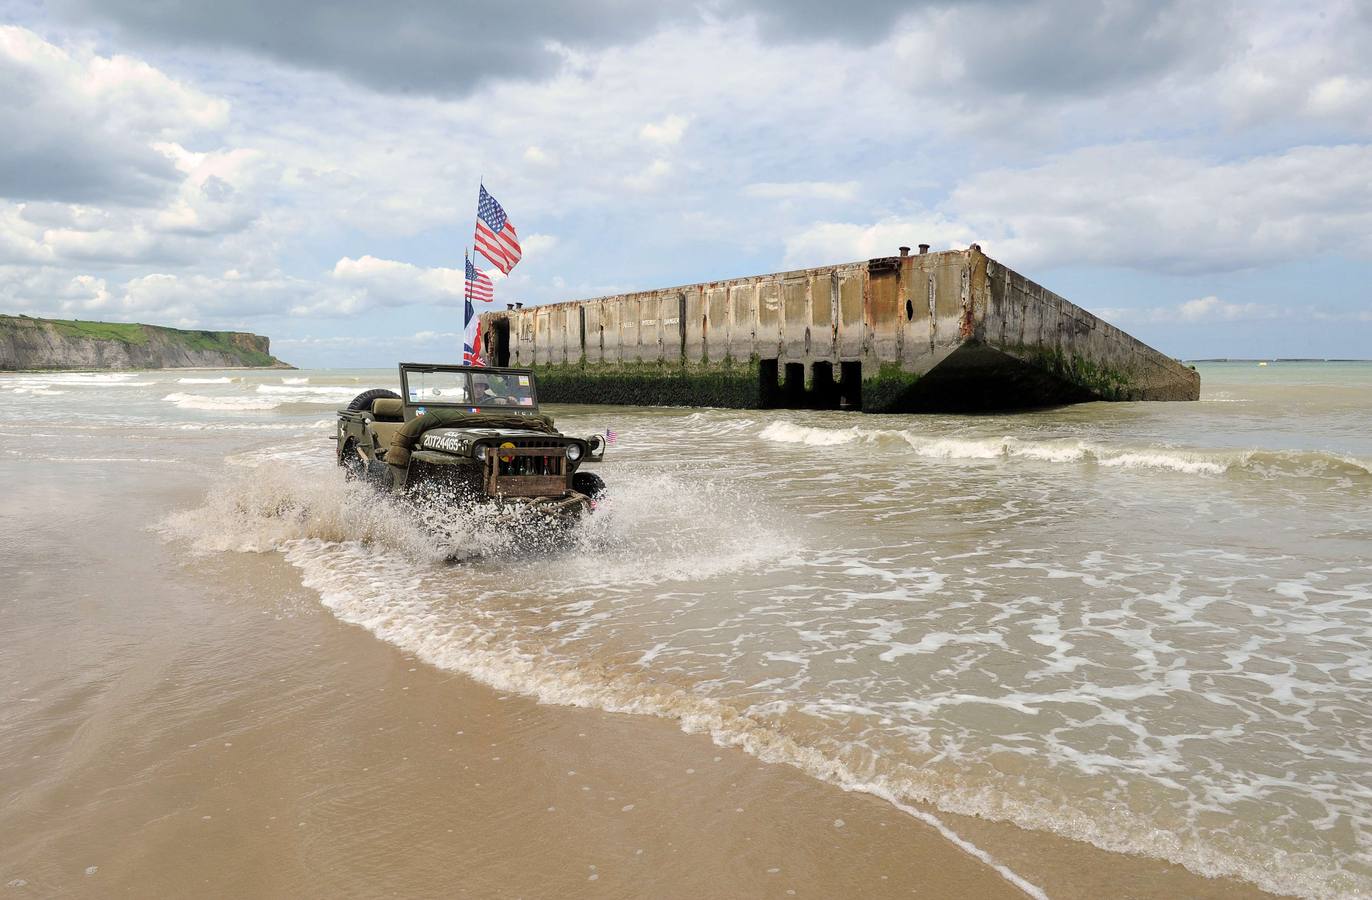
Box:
[477,246,1199,413]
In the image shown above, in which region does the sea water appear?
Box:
[2,361,1368,898]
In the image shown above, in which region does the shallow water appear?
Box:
[2,362,1369,898]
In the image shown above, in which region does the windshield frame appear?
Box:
[398,363,540,413]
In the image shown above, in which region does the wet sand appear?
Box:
[0,470,1277,899]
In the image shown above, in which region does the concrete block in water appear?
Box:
[478,247,1199,412]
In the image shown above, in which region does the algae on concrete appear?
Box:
[533,359,763,408]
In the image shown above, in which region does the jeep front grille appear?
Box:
[483,442,571,497]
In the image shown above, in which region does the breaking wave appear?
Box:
[177,376,234,384]
[5,372,154,389]
[255,384,358,397]
[168,419,333,432]
[162,392,282,411]
[759,421,1372,480]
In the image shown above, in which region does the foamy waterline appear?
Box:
[283,539,1048,900]
[162,392,282,411]
[759,421,1372,480]
[287,546,1363,899]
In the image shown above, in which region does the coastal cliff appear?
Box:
[0,315,292,370]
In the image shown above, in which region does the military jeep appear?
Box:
[336,363,607,516]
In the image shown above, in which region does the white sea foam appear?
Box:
[177,376,233,384]
[30,372,142,384]
[255,384,359,401]
[169,419,334,432]
[1095,450,1229,475]
[162,392,282,411]
[4,372,154,388]
[758,421,1370,480]
[24,455,183,464]
[224,438,331,468]
[281,376,310,385]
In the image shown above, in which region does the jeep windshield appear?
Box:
[400,365,538,409]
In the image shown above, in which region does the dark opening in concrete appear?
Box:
[491,318,511,367]
[810,362,841,409]
[783,362,807,405]
[839,361,862,409]
[759,358,782,407]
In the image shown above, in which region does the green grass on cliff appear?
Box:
[178,329,276,366]
[47,318,150,344]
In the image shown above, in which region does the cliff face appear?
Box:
[0,316,292,370]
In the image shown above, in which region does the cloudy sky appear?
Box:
[2,0,1369,366]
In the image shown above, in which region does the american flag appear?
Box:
[474,184,522,274]
[465,255,494,303]
[604,426,618,446]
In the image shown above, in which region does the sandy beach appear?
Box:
[1,480,1272,899]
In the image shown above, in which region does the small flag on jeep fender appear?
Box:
[605,426,618,446]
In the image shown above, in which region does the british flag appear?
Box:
[462,293,484,366]
[474,184,522,274]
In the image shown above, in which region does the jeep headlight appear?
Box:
[566,443,582,462]
[475,443,487,460]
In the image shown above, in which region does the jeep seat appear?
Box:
[366,398,406,457]
[370,421,406,456]
[371,398,404,421]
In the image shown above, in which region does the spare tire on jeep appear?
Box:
[346,388,401,412]
[573,471,607,500]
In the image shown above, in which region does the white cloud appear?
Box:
[521,233,559,257]
[624,158,673,192]
[1307,76,1372,119]
[745,181,859,201]
[1177,297,1275,322]
[0,264,322,325]
[639,113,688,145]
[327,255,465,310]
[781,217,979,269]
[150,144,270,236]
[0,25,227,204]
[947,143,1372,273]
[0,266,110,313]
[781,139,1372,276]
[275,330,463,349]
[523,145,553,165]
[1097,296,1279,324]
